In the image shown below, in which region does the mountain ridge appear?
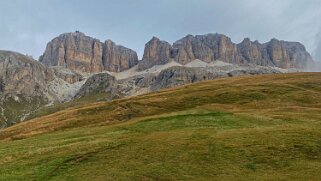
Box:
[39,31,139,73]
[0,31,316,128]
[40,31,314,73]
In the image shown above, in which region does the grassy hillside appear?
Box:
[0,95,47,127]
[0,73,321,180]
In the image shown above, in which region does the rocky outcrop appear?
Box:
[39,31,138,73]
[150,65,280,91]
[39,32,103,73]
[117,73,157,96]
[40,31,313,72]
[237,38,313,69]
[75,73,120,100]
[0,50,91,127]
[154,66,282,93]
[150,66,226,90]
[0,77,5,93]
[265,39,313,69]
[0,51,55,97]
[76,63,283,101]
[138,34,313,71]
[50,67,83,84]
[138,37,173,71]
[103,40,138,72]
[237,38,263,65]
[172,34,239,64]
[226,68,281,77]
[0,51,57,127]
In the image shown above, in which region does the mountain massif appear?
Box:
[0,31,320,180]
[39,31,138,73]
[40,32,313,73]
[0,31,316,127]
[139,34,313,70]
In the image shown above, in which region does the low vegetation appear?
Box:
[0,73,321,180]
[0,95,47,127]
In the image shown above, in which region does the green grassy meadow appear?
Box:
[0,73,321,180]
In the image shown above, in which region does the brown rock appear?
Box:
[50,67,83,84]
[75,73,121,100]
[172,34,239,65]
[40,32,313,72]
[166,34,312,70]
[40,31,138,73]
[0,51,55,97]
[103,40,138,72]
[237,38,263,65]
[238,38,314,69]
[40,32,102,73]
[138,37,173,71]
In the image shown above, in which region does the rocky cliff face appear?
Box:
[237,38,263,65]
[0,79,4,93]
[0,51,55,97]
[40,32,313,72]
[103,40,138,72]
[39,31,138,73]
[237,38,313,69]
[76,63,283,101]
[0,51,56,127]
[266,39,313,69]
[150,66,226,91]
[138,37,173,71]
[75,73,122,101]
[172,34,239,65]
[50,67,83,84]
[0,50,90,127]
[138,34,313,71]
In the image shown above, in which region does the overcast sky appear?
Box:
[1,0,321,60]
